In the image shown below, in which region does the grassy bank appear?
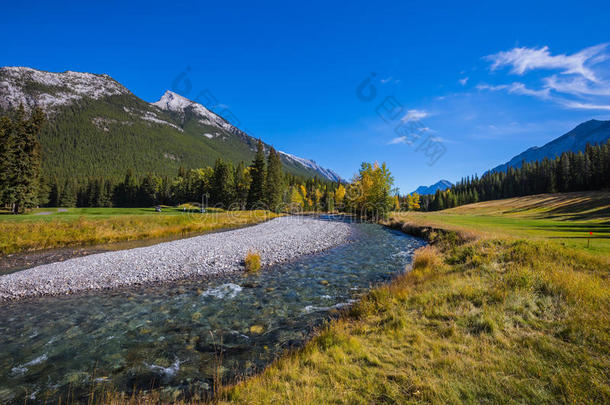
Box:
[216,194,609,404]
[0,207,280,255]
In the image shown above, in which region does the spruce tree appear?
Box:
[59,178,77,207]
[247,139,266,209]
[1,106,45,213]
[0,116,14,207]
[265,147,284,212]
[212,159,235,209]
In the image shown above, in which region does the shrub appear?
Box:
[244,250,261,272]
[411,246,441,271]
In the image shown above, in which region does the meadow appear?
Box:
[403,191,610,256]
[0,206,280,255]
[213,192,609,404]
[5,193,610,404]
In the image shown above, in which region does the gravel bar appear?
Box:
[0,216,352,301]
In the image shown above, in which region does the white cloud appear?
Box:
[380,76,400,85]
[388,136,407,144]
[477,82,550,99]
[430,136,459,144]
[480,43,610,111]
[559,101,610,111]
[401,109,428,122]
[543,75,610,96]
[459,77,469,86]
[487,43,608,82]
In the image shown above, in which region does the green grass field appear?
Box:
[0,205,223,222]
[398,192,610,256]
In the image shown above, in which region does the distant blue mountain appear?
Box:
[491,119,610,173]
[412,179,453,195]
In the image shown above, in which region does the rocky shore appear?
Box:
[0,216,352,301]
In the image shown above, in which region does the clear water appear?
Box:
[0,217,424,403]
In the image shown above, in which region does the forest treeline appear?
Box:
[43,140,346,213]
[0,107,399,217]
[411,139,610,211]
[5,106,607,216]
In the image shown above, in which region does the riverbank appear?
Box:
[0,208,281,256]
[0,216,352,301]
[216,198,609,404]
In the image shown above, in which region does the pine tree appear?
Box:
[58,178,77,207]
[115,169,138,207]
[47,176,60,207]
[265,147,284,212]
[212,159,235,209]
[0,116,14,206]
[0,106,45,213]
[247,139,266,209]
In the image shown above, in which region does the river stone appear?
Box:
[0,216,352,301]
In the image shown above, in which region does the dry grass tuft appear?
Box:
[411,245,441,271]
[244,250,261,272]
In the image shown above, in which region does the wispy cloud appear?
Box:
[459,77,468,86]
[380,76,400,85]
[401,109,428,122]
[479,43,610,111]
[388,136,407,144]
[559,101,610,111]
[430,135,459,144]
[477,82,550,99]
[487,44,608,82]
[543,75,610,96]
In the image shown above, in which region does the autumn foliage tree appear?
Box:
[346,162,394,219]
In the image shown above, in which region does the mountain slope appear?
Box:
[491,119,610,173]
[0,67,341,182]
[412,180,453,195]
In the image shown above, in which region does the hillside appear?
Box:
[491,119,610,173]
[0,67,342,182]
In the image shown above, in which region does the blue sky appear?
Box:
[3,0,610,192]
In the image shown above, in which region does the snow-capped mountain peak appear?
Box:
[0,67,128,111]
[153,91,343,182]
[152,90,196,112]
[279,151,343,182]
[152,90,236,132]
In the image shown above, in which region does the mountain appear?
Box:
[0,67,341,182]
[412,180,453,195]
[491,120,610,173]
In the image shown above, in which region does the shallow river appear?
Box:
[0,216,424,403]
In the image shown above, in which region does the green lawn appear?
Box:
[397,192,610,256]
[0,206,222,222]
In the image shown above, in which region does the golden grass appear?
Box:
[70,193,610,404]
[218,217,610,404]
[0,210,280,255]
[244,250,262,272]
